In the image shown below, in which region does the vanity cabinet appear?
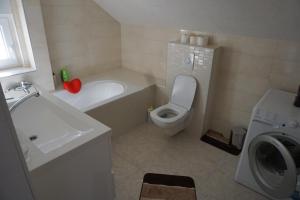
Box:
[30,132,114,200]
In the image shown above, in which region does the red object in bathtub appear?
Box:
[63,78,82,94]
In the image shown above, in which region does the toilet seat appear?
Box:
[170,75,197,110]
[150,103,188,128]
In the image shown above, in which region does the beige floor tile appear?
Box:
[114,169,144,200]
[112,123,268,200]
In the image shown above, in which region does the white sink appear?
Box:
[9,87,111,171]
[12,96,93,154]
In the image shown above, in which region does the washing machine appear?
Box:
[235,89,300,200]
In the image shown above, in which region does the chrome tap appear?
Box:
[9,91,40,113]
[8,81,33,94]
[8,81,40,112]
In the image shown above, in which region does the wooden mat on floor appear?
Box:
[139,173,196,200]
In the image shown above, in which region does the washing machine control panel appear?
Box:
[254,108,299,129]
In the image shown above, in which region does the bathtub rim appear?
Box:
[53,79,145,113]
[52,79,129,113]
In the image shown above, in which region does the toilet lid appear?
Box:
[170,75,197,110]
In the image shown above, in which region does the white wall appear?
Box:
[0,0,54,91]
[0,0,11,14]
[94,0,300,41]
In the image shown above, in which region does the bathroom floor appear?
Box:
[111,123,268,200]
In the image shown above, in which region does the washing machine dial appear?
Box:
[287,120,299,128]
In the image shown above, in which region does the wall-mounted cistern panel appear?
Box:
[166,42,219,137]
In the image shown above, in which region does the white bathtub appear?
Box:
[52,69,156,137]
[53,80,125,112]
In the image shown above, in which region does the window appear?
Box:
[0,0,36,77]
[0,14,22,69]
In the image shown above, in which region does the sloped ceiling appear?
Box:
[94,0,300,41]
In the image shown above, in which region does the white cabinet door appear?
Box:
[0,84,35,200]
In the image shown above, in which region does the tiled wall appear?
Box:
[121,25,180,81]
[1,0,54,91]
[40,0,121,84]
[121,24,300,137]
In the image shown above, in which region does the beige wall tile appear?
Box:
[269,73,300,93]
[274,40,300,62]
[271,59,300,78]
[44,24,84,44]
[41,0,121,85]
[49,41,88,61]
[143,40,166,56]
[217,51,241,76]
[236,55,272,78]
[212,33,277,57]
[121,24,144,40]
[235,37,277,58]
[143,26,171,42]
[42,5,84,26]
[232,74,270,96]
[213,89,260,114]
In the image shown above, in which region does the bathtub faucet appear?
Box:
[8,81,40,113]
[8,81,33,94]
[9,91,40,113]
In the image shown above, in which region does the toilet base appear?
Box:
[151,120,186,136]
[164,127,184,136]
[150,110,193,136]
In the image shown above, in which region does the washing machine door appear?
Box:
[248,133,300,199]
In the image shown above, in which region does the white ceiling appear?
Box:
[94,0,300,41]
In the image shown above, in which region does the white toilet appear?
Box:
[150,75,197,136]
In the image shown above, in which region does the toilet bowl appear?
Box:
[150,75,197,136]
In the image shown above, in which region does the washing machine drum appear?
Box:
[249,133,300,199]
